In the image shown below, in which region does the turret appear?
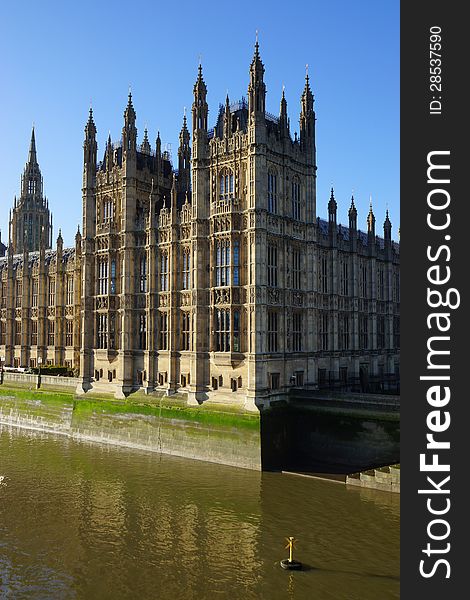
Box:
[177,112,191,203]
[83,108,97,169]
[83,108,97,239]
[367,199,376,253]
[122,92,137,153]
[328,187,337,227]
[75,225,82,254]
[279,87,290,137]
[248,37,266,119]
[192,63,208,133]
[300,66,315,157]
[384,209,392,242]
[105,133,113,171]
[141,128,151,155]
[348,195,357,231]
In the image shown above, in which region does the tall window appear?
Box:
[319,313,329,350]
[292,180,301,220]
[267,311,278,352]
[267,244,278,287]
[292,249,301,289]
[215,240,230,286]
[48,278,55,306]
[233,310,240,352]
[98,259,108,295]
[160,251,169,291]
[16,280,22,308]
[97,314,107,349]
[103,198,113,223]
[360,261,368,298]
[139,254,147,293]
[268,171,277,213]
[159,312,168,350]
[66,320,73,346]
[0,320,5,345]
[339,313,350,350]
[182,248,191,289]
[219,169,234,201]
[359,315,369,349]
[394,315,400,349]
[340,258,349,296]
[31,320,38,346]
[15,320,21,346]
[377,264,385,300]
[66,276,74,306]
[293,312,302,352]
[233,241,240,286]
[1,282,6,308]
[30,279,38,307]
[139,314,147,349]
[181,311,190,351]
[108,260,116,295]
[47,319,55,346]
[393,271,400,303]
[215,309,230,352]
[319,254,328,293]
[377,315,386,349]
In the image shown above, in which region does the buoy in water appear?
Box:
[280,558,302,570]
[280,536,302,570]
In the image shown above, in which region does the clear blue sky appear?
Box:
[0,0,399,248]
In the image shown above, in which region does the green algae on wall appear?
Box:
[0,389,261,470]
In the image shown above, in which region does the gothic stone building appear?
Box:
[0,44,400,410]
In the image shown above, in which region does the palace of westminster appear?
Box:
[0,44,400,409]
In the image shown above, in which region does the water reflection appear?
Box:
[0,426,399,599]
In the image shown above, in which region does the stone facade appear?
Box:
[0,43,400,410]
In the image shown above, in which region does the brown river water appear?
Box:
[0,425,399,599]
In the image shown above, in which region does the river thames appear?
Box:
[0,425,399,599]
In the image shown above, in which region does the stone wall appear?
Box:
[0,394,261,471]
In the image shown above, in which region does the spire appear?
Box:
[123,91,137,152]
[125,91,136,122]
[224,94,231,138]
[367,197,376,235]
[141,127,151,154]
[192,63,208,132]
[178,110,191,202]
[248,36,266,116]
[85,107,96,139]
[279,86,289,135]
[250,33,264,79]
[105,132,113,170]
[28,127,38,164]
[328,187,337,225]
[300,65,315,155]
[348,195,357,231]
[384,208,392,241]
[301,65,314,115]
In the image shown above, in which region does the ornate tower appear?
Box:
[10,128,52,254]
[177,112,191,204]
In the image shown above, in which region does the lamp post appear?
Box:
[0,356,4,385]
[37,356,42,389]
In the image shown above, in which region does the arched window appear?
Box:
[268,171,278,213]
[219,169,234,201]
